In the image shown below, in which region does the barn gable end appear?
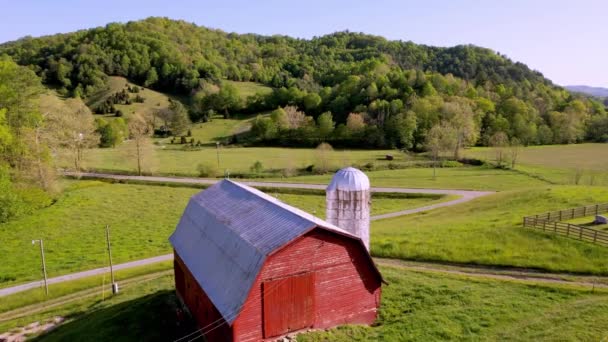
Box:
[234,229,382,341]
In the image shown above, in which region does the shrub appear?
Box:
[441,160,463,168]
[197,163,218,178]
[362,162,375,171]
[115,110,124,117]
[281,167,296,177]
[314,142,334,173]
[250,161,264,174]
[180,136,187,144]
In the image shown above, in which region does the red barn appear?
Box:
[169,179,383,341]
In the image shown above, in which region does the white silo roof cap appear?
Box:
[327,167,370,191]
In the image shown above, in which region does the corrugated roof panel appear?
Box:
[169,179,378,325]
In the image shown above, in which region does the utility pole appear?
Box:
[215,142,221,169]
[105,225,119,294]
[32,239,48,296]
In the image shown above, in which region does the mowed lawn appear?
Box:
[5,267,608,341]
[0,181,434,287]
[371,186,608,274]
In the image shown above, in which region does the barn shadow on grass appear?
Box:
[33,290,199,342]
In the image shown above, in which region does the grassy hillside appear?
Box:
[86,76,172,119]
[5,17,605,151]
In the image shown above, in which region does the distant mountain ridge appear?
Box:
[566,85,608,98]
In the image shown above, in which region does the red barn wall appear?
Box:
[174,252,233,342]
[233,229,382,341]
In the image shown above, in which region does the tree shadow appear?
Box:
[33,290,199,342]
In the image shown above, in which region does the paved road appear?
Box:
[0,172,492,297]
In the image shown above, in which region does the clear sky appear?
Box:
[1,0,606,87]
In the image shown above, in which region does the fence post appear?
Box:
[554,222,557,233]
[579,226,583,240]
[597,204,600,215]
[594,231,598,243]
[559,211,562,221]
[572,208,575,219]
[566,224,570,236]
[584,206,587,216]
[543,220,546,231]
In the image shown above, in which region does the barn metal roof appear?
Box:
[169,179,381,325]
[327,167,370,191]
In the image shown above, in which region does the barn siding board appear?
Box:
[232,229,381,341]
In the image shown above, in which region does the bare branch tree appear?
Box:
[509,137,521,169]
[489,132,509,168]
[128,113,155,176]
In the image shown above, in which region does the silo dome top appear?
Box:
[327,167,370,191]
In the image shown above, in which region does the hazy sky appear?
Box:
[1,0,606,87]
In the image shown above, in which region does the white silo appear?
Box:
[326,167,371,250]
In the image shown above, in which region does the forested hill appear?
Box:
[1,17,607,148]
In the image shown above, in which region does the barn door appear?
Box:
[263,273,314,338]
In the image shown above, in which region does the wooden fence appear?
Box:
[523,203,608,247]
[525,203,608,222]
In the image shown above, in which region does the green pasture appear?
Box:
[371,186,608,275]
[261,166,551,191]
[0,181,435,287]
[56,144,398,177]
[3,266,608,341]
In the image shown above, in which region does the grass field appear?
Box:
[3,266,608,341]
[466,143,608,171]
[57,145,399,177]
[0,181,436,287]
[261,166,551,191]
[465,143,608,185]
[222,80,273,99]
[184,114,256,144]
[370,186,608,275]
[300,266,608,341]
[0,273,188,339]
[0,261,172,314]
[86,76,172,120]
